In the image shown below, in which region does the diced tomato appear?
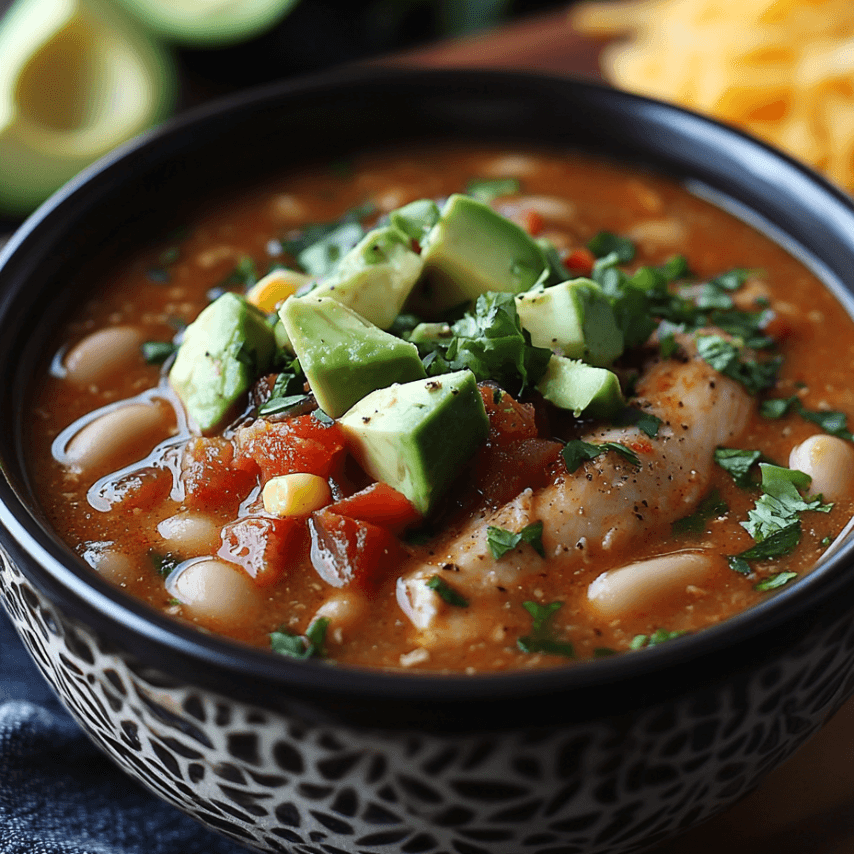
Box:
[308,508,406,593]
[218,515,305,587]
[521,208,545,237]
[181,437,256,510]
[326,481,422,534]
[565,247,596,277]
[233,414,346,482]
[479,385,538,445]
[470,437,564,509]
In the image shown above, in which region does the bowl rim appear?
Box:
[4,65,854,720]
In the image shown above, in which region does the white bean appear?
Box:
[167,558,261,630]
[789,434,854,501]
[64,326,144,387]
[157,512,221,555]
[314,590,369,634]
[64,402,171,476]
[587,550,716,621]
[87,548,137,586]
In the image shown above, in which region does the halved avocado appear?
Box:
[0,0,176,215]
[111,0,301,47]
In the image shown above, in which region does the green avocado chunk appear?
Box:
[281,295,426,418]
[536,355,624,419]
[413,194,549,314]
[309,225,424,329]
[169,292,275,433]
[515,278,624,367]
[111,0,300,46]
[389,199,441,243]
[0,0,176,214]
[339,370,489,516]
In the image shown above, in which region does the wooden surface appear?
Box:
[385,6,854,854]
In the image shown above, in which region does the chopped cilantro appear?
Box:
[517,601,574,658]
[741,463,832,543]
[561,440,641,473]
[659,330,678,359]
[736,522,802,560]
[487,521,545,559]
[761,395,854,441]
[141,340,176,366]
[630,628,685,649]
[672,489,728,534]
[695,334,782,395]
[426,575,469,608]
[612,408,662,438]
[728,556,752,576]
[418,292,551,395]
[258,394,310,416]
[755,571,798,592]
[270,618,329,660]
[587,231,635,263]
[714,447,763,488]
[710,268,750,291]
[312,409,334,425]
[149,550,179,578]
[465,177,521,203]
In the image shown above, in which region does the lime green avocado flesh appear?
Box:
[308,225,423,329]
[537,355,624,419]
[281,296,426,419]
[515,278,624,367]
[169,292,275,434]
[413,194,549,314]
[339,370,489,516]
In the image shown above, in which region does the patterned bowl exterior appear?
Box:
[6,69,854,854]
[5,544,854,854]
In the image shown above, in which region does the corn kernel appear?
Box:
[262,473,331,516]
[246,269,313,312]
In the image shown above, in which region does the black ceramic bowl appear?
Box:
[3,68,854,854]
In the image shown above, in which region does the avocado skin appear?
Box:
[413,194,549,315]
[515,278,624,367]
[282,296,426,419]
[309,226,423,329]
[169,292,275,434]
[536,355,624,419]
[339,370,489,517]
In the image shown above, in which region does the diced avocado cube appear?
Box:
[407,321,453,346]
[281,296,426,418]
[389,199,441,243]
[339,370,489,516]
[536,355,624,419]
[414,194,549,314]
[309,225,423,329]
[169,292,275,433]
[515,278,624,367]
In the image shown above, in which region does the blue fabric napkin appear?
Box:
[0,609,250,854]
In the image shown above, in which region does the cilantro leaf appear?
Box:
[630,628,685,649]
[426,575,469,607]
[612,408,662,438]
[141,340,176,366]
[761,395,854,440]
[736,522,802,560]
[755,571,798,592]
[270,618,329,660]
[741,463,832,542]
[465,177,521,203]
[587,231,635,263]
[672,489,728,534]
[487,521,546,559]
[421,292,551,395]
[695,334,782,395]
[148,550,179,578]
[517,601,574,658]
[561,440,641,473]
[714,447,763,488]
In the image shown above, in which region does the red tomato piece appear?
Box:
[471,437,564,509]
[218,515,305,587]
[479,385,539,445]
[233,414,346,482]
[565,247,595,276]
[326,482,422,534]
[181,437,256,511]
[308,509,406,593]
[97,466,172,513]
[521,208,545,236]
